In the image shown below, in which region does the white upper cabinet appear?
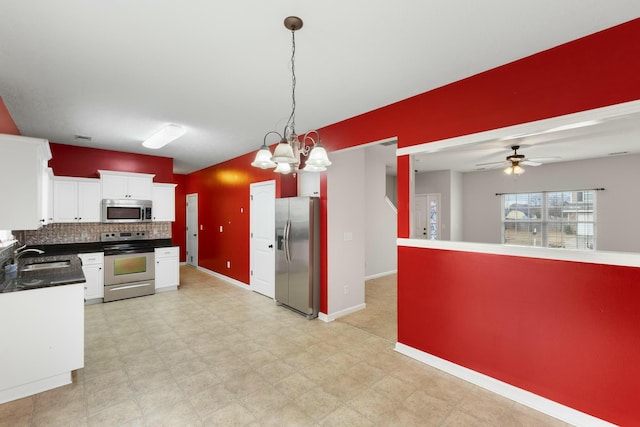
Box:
[152,183,176,222]
[99,170,154,200]
[53,177,101,223]
[0,134,51,230]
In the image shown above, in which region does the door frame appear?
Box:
[186,193,198,267]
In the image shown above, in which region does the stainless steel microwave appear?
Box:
[101,199,152,223]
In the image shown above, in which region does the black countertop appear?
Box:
[1,254,85,294]
[0,239,173,294]
[22,238,174,256]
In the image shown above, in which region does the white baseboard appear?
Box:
[321,303,366,322]
[365,270,397,281]
[0,372,71,404]
[394,343,615,427]
[196,266,250,290]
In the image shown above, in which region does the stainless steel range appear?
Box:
[101,231,155,302]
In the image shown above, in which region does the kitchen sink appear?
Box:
[19,260,71,272]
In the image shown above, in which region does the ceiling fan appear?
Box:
[476,145,545,175]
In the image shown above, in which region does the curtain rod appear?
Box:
[495,188,605,196]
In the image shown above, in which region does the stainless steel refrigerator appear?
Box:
[275,196,320,319]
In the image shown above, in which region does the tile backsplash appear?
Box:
[15,222,172,245]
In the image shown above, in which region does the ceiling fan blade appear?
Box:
[522,160,542,166]
[476,160,509,167]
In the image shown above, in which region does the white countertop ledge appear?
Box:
[398,238,640,269]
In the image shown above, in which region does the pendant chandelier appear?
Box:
[251,16,331,175]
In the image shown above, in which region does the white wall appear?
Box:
[450,171,463,241]
[327,149,366,315]
[462,153,640,252]
[385,174,397,206]
[365,147,397,278]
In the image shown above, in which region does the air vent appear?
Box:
[74,134,92,142]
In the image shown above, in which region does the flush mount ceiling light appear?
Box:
[142,124,186,149]
[251,16,331,175]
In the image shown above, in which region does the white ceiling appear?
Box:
[1,1,639,174]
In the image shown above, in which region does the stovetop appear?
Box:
[18,237,173,258]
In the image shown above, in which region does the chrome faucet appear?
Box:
[13,244,45,264]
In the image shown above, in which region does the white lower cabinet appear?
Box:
[78,252,104,302]
[0,283,84,403]
[155,246,179,292]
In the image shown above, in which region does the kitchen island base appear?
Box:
[0,283,84,404]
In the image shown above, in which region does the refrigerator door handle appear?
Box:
[284,219,292,263]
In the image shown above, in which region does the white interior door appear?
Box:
[414,194,428,238]
[186,193,198,266]
[250,181,275,298]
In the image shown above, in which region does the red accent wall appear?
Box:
[46,143,184,257]
[0,97,20,135]
[398,247,640,425]
[48,143,174,182]
[185,151,296,284]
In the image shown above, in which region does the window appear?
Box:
[502,190,596,250]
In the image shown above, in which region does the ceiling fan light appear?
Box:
[505,163,525,175]
[271,140,298,164]
[250,144,276,169]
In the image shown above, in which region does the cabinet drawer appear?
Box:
[155,246,179,259]
[78,252,104,266]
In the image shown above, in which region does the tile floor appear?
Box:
[337,274,397,342]
[0,266,570,426]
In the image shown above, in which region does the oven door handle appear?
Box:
[106,282,153,292]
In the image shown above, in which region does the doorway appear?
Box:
[186,193,198,267]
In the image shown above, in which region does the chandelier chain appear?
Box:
[286,28,296,135]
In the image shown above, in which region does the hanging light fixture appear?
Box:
[503,146,525,175]
[250,16,331,175]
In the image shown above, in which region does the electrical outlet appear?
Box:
[344,285,349,294]
[226,261,231,268]
[220,225,223,232]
